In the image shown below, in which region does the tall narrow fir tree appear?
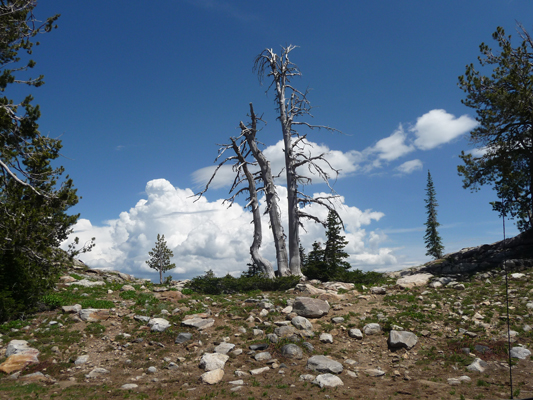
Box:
[424,171,444,259]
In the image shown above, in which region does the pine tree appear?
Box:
[302,211,351,281]
[424,171,444,259]
[323,211,351,272]
[146,234,176,284]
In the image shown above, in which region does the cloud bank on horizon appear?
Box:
[65,179,391,280]
[64,108,477,281]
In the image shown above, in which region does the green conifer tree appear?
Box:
[146,234,176,284]
[424,171,444,259]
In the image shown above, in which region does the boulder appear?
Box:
[313,373,344,388]
[281,344,304,359]
[175,332,193,344]
[348,328,363,339]
[510,347,531,359]
[214,342,235,354]
[199,353,229,371]
[293,297,330,318]
[396,273,433,289]
[466,358,488,373]
[148,318,171,332]
[388,330,418,350]
[0,340,40,374]
[201,369,224,384]
[363,323,381,335]
[79,308,110,322]
[291,316,313,331]
[306,355,343,374]
[181,318,215,330]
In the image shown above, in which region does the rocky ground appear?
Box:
[0,263,532,400]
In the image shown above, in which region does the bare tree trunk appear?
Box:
[241,103,290,277]
[229,138,275,279]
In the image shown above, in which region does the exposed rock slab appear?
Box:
[306,355,343,374]
[396,273,433,289]
[293,297,330,318]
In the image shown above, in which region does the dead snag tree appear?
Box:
[254,45,341,276]
[194,127,276,279]
[240,103,290,276]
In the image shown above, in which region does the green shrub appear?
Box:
[185,270,300,295]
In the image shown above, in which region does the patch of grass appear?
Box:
[85,322,106,335]
[80,299,114,309]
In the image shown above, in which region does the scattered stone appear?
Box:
[274,325,297,338]
[291,316,313,331]
[121,284,136,291]
[319,333,334,344]
[306,355,343,374]
[62,304,82,314]
[148,318,170,332]
[86,368,110,378]
[250,366,270,375]
[370,287,386,295]
[293,297,330,318]
[365,368,386,377]
[174,332,193,344]
[281,344,303,359]
[201,369,224,384]
[348,328,363,339]
[199,353,229,371]
[214,342,235,354]
[0,340,40,374]
[299,374,316,381]
[331,317,344,324]
[363,323,381,335]
[249,344,269,351]
[466,358,488,373]
[79,309,110,322]
[181,318,215,330]
[121,384,138,389]
[254,352,272,361]
[396,273,433,289]
[313,373,344,388]
[388,330,418,350]
[75,355,89,365]
[66,279,105,288]
[510,347,531,359]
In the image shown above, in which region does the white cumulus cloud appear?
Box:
[412,109,478,150]
[396,159,423,174]
[64,179,398,281]
[370,125,415,162]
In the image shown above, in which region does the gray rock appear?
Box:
[147,366,157,374]
[299,374,316,381]
[148,318,170,332]
[201,369,224,384]
[313,373,344,388]
[291,316,313,331]
[365,368,385,377]
[214,342,235,355]
[510,347,531,359]
[293,297,330,318]
[466,358,487,373]
[331,317,344,324]
[319,333,334,343]
[66,279,105,288]
[302,342,314,352]
[388,330,418,350]
[181,318,215,330]
[370,287,386,295]
[267,333,279,343]
[134,315,151,323]
[74,355,89,365]
[274,325,297,338]
[86,368,110,378]
[396,273,433,289]
[254,352,272,361]
[249,344,269,351]
[348,328,363,339]
[121,284,135,291]
[121,384,139,389]
[250,366,270,375]
[306,355,343,374]
[175,333,193,344]
[62,304,82,314]
[363,323,381,335]
[199,353,229,371]
[281,344,303,359]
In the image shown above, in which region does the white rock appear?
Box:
[148,318,171,332]
[201,369,224,384]
[313,373,344,388]
[199,353,229,371]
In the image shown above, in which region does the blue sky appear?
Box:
[20,0,530,281]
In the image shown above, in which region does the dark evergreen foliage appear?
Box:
[185,270,301,295]
[458,24,533,232]
[0,2,82,322]
[424,171,444,259]
[303,211,352,281]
